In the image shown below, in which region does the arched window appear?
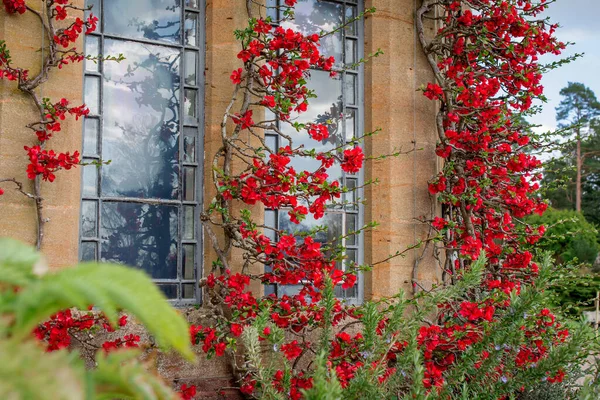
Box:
[264,0,364,303]
[79,0,205,304]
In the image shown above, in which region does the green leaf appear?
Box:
[0,340,86,400]
[12,263,194,360]
[91,350,177,400]
[0,238,40,286]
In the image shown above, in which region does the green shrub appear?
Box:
[527,209,600,265]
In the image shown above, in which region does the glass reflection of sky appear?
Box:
[101,39,180,199]
[281,0,343,62]
[104,0,181,43]
[279,211,343,246]
[281,69,343,183]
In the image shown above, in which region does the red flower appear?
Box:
[281,340,303,360]
[214,341,227,356]
[308,124,329,141]
[230,68,243,84]
[232,110,254,129]
[179,384,197,400]
[423,83,444,100]
[230,323,243,337]
[189,324,202,345]
[341,146,364,173]
[2,0,26,14]
[261,95,276,108]
[240,379,256,395]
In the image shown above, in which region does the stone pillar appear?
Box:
[363,0,441,300]
[203,0,265,294]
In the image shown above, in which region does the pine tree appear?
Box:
[555,82,600,212]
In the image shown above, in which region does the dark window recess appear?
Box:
[79,0,205,304]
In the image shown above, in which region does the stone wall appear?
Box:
[0,0,84,268]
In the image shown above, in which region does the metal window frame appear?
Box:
[78,0,206,306]
[265,0,365,305]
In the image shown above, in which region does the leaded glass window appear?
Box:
[265,0,364,304]
[79,0,204,304]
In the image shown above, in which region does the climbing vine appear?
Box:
[0,0,120,249]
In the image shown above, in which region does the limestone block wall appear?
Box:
[364,0,441,300]
[0,0,85,268]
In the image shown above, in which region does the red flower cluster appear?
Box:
[2,0,26,14]
[179,384,197,400]
[24,145,80,182]
[190,324,227,356]
[53,14,98,48]
[34,309,135,353]
[102,334,140,352]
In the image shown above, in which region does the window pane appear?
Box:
[158,284,178,299]
[183,244,195,279]
[81,242,97,261]
[346,249,357,268]
[83,118,99,156]
[278,285,303,297]
[281,0,343,62]
[81,200,98,238]
[345,109,356,141]
[184,88,198,125]
[345,39,357,68]
[82,163,98,197]
[280,70,343,183]
[345,74,357,106]
[101,202,179,279]
[182,284,195,299]
[345,178,357,210]
[184,51,198,85]
[264,209,277,241]
[346,213,357,246]
[84,76,100,115]
[183,167,196,201]
[183,206,195,240]
[265,135,277,153]
[101,39,180,199]
[184,12,198,46]
[183,128,196,162]
[186,0,199,9]
[85,35,99,72]
[345,6,357,36]
[279,212,343,247]
[266,0,278,21]
[104,0,181,43]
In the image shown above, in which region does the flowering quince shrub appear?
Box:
[184,1,599,399]
[0,0,121,248]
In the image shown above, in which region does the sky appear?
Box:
[530,0,600,134]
